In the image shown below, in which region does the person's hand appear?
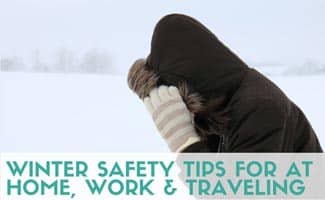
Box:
[143,85,200,152]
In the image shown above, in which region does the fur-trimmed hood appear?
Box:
[127,14,248,137]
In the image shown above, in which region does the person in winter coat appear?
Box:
[127,14,323,153]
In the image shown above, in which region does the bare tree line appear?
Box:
[0,48,114,74]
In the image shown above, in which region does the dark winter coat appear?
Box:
[128,14,323,152]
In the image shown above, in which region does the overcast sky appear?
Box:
[1,0,324,73]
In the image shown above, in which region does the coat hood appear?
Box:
[146,14,248,100]
[128,14,250,137]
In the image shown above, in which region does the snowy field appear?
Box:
[0,71,324,152]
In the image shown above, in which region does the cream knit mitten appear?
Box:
[143,85,200,152]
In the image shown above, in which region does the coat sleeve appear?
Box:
[226,98,287,152]
[293,106,323,152]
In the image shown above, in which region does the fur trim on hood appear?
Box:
[128,58,204,113]
[127,58,229,138]
[127,59,159,99]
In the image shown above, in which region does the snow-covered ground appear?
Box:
[0,71,324,152]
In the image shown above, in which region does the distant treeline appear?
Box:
[254,61,325,76]
[0,48,114,74]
